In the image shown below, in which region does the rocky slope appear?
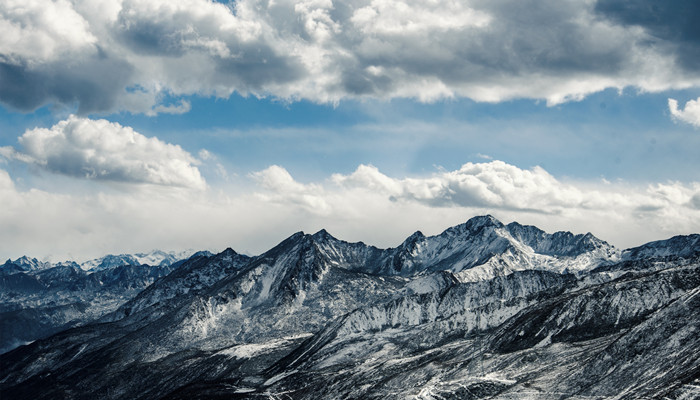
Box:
[0,216,697,400]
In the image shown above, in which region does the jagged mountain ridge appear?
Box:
[302,215,619,279]
[80,249,203,271]
[0,250,209,354]
[1,249,203,274]
[1,215,698,400]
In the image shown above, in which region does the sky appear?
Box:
[1,0,699,262]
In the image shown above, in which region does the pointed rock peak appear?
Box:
[220,247,238,256]
[398,230,426,250]
[409,230,425,239]
[404,230,426,244]
[216,247,242,263]
[267,231,308,253]
[455,215,505,233]
[312,228,337,242]
[576,232,609,247]
[580,232,598,243]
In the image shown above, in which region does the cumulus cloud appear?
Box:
[252,165,331,214]
[0,0,96,64]
[331,162,587,211]
[1,0,699,113]
[248,162,700,246]
[669,97,700,128]
[3,116,205,189]
[1,161,699,261]
[312,161,697,218]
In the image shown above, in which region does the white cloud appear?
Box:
[350,0,491,35]
[198,149,212,161]
[5,116,205,189]
[150,100,191,116]
[1,161,699,262]
[1,0,699,113]
[252,165,331,214]
[220,163,700,259]
[256,162,700,248]
[0,0,96,64]
[669,97,700,128]
[325,162,697,216]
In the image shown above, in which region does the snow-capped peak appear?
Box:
[373,215,620,280]
[1,256,51,272]
[79,249,205,271]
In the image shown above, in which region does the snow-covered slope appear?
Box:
[250,260,699,400]
[0,216,697,400]
[371,215,619,281]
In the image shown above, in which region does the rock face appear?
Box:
[0,215,698,400]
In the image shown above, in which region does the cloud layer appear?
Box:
[1,116,205,189]
[1,160,698,261]
[1,0,699,113]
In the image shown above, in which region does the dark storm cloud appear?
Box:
[595,0,700,70]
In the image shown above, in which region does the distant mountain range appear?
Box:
[0,250,211,353]
[2,249,202,274]
[1,216,698,399]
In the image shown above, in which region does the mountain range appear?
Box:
[1,215,698,399]
[0,250,209,353]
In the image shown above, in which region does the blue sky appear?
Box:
[1,0,699,261]
[4,89,698,183]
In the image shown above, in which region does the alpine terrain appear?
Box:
[0,215,698,399]
[0,250,203,354]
